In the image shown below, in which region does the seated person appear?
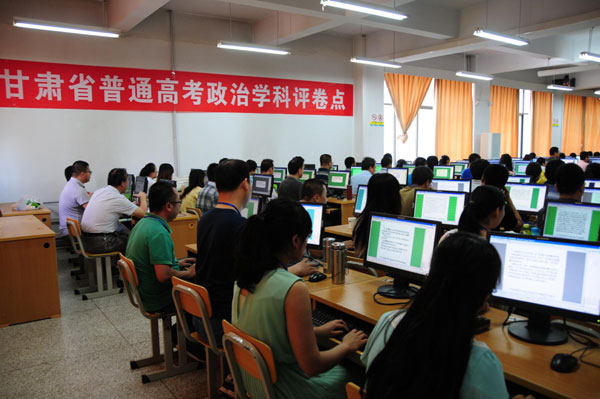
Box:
[196,163,219,214]
[316,154,333,182]
[181,169,205,212]
[400,166,432,217]
[469,159,490,191]
[64,165,73,181]
[140,162,157,190]
[232,199,367,399]
[577,151,589,172]
[396,159,407,168]
[81,168,147,253]
[525,162,543,184]
[426,155,438,170]
[362,232,530,399]
[585,162,600,179]
[351,157,376,194]
[126,181,196,313]
[59,160,91,236]
[301,178,327,204]
[439,155,450,166]
[460,153,481,180]
[278,156,305,201]
[379,155,393,172]
[194,160,250,340]
[500,153,515,175]
[157,163,174,182]
[407,157,427,186]
[260,158,278,200]
[344,156,355,170]
[555,163,585,202]
[353,174,401,258]
[442,186,505,240]
[247,159,258,175]
[545,159,564,200]
[482,164,523,233]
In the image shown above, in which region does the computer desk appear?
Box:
[169,213,197,258]
[309,277,600,399]
[324,223,353,238]
[326,197,355,225]
[0,202,52,228]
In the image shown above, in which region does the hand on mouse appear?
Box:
[288,258,319,277]
[314,319,348,338]
[341,329,368,352]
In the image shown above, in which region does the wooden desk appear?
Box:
[303,268,376,293]
[186,243,197,256]
[310,278,600,399]
[326,197,355,225]
[169,213,197,258]
[0,202,52,228]
[0,215,61,327]
[324,223,353,238]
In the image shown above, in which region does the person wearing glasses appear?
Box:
[125,181,195,313]
[81,168,147,253]
[59,160,92,236]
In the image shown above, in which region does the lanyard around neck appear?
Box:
[144,213,170,231]
[216,202,241,216]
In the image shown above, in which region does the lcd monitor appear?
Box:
[354,185,368,215]
[543,201,600,241]
[505,183,547,213]
[430,179,471,193]
[251,174,273,197]
[301,203,324,248]
[413,190,467,227]
[433,166,455,180]
[387,168,408,186]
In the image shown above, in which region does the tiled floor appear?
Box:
[0,248,212,398]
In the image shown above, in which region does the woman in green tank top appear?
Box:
[232,199,367,399]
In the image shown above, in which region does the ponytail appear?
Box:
[234,199,312,292]
[458,186,505,235]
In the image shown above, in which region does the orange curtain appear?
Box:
[384,73,432,141]
[584,97,600,151]
[562,94,584,154]
[490,85,519,156]
[434,79,473,161]
[530,91,553,157]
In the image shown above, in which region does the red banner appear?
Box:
[0,59,353,116]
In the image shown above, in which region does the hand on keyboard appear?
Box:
[315,319,348,338]
[342,330,368,352]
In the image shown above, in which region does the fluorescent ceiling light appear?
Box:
[13,18,119,38]
[321,0,407,21]
[350,57,402,68]
[547,84,574,92]
[456,70,493,81]
[473,28,528,46]
[580,51,600,63]
[217,41,290,55]
[594,90,600,95]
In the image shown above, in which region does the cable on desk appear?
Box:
[372,293,412,306]
[501,307,516,327]
[563,318,600,369]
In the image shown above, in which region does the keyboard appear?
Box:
[312,307,374,339]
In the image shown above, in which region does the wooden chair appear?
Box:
[222,320,277,399]
[346,382,363,399]
[186,207,202,219]
[117,254,198,383]
[66,218,122,299]
[172,277,224,399]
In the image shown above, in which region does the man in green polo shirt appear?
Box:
[126,181,196,312]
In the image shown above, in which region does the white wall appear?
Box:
[0,5,356,202]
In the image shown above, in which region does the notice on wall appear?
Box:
[0,58,353,116]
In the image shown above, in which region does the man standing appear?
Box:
[278,156,304,201]
[126,181,195,313]
[197,163,219,214]
[351,157,376,194]
[81,168,147,253]
[59,160,91,236]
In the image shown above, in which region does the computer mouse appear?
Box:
[550,353,578,373]
[308,271,327,283]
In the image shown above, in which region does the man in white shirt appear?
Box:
[577,151,589,172]
[81,168,147,253]
[59,160,91,236]
[351,157,375,194]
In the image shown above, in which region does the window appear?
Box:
[384,81,435,163]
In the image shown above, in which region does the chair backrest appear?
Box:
[346,382,363,399]
[222,320,277,399]
[186,207,202,218]
[117,254,152,317]
[171,277,220,352]
[66,218,85,256]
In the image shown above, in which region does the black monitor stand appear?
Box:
[507,311,568,345]
[377,275,419,299]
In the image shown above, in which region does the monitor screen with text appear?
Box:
[505,183,547,212]
[514,161,529,176]
[354,185,368,215]
[585,180,600,188]
[543,201,600,242]
[451,162,467,176]
[583,188,600,205]
[366,214,440,276]
[489,234,600,318]
[387,168,408,186]
[241,197,260,218]
[251,174,273,197]
[433,166,454,180]
[301,203,324,247]
[273,168,287,184]
[299,169,315,183]
[413,190,466,226]
[134,176,147,194]
[507,176,531,184]
[431,179,471,193]
[328,171,350,189]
